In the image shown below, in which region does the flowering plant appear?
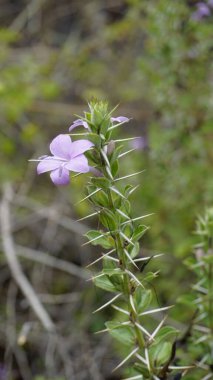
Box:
[34,101,193,379]
[182,209,213,379]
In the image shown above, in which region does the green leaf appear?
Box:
[133,362,149,377]
[109,145,123,163]
[86,150,100,165]
[130,242,140,258]
[123,224,133,239]
[122,199,131,214]
[150,341,172,366]
[99,209,117,231]
[110,274,124,292]
[154,326,179,344]
[103,268,124,276]
[103,257,117,270]
[94,275,117,292]
[91,177,111,189]
[124,185,135,197]
[105,321,136,346]
[86,132,101,146]
[85,230,114,249]
[132,225,148,242]
[100,118,111,135]
[135,288,152,313]
[91,189,109,207]
[111,160,119,177]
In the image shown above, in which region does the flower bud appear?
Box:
[107,140,115,155]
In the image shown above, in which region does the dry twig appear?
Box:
[0,183,55,332]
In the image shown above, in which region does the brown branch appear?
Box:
[0,183,55,332]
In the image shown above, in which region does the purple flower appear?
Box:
[69,116,130,132]
[110,116,130,123]
[192,2,210,20]
[130,136,148,151]
[208,0,213,7]
[37,134,93,185]
[69,119,89,132]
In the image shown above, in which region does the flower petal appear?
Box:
[110,116,130,123]
[69,139,94,158]
[66,155,90,173]
[69,119,89,132]
[49,134,72,159]
[37,157,61,174]
[50,167,70,186]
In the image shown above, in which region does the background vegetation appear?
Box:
[0,1,212,379]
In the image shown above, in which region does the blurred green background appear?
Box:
[0,1,212,379]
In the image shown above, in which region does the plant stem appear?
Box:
[103,155,146,350]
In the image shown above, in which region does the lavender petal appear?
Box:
[50,167,70,186]
[66,155,90,173]
[70,140,94,158]
[37,157,61,174]
[49,134,72,160]
[69,119,89,131]
[110,116,130,123]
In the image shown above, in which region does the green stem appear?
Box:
[105,166,146,349]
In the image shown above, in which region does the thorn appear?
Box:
[168,365,195,371]
[124,249,139,269]
[75,188,101,205]
[118,149,136,159]
[86,249,116,268]
[95,321,131,335]
[135,353,147,365]
[145,348,151,371]
[112,347,139,372]
[95,328,109,334]
[108,120,130,131]
[28,159,43,162]
[82,231,111,247]
[129,294,136,313]
[71,172,83,178]
[117,209,130,220]
[125,269,144,288]
[139,305,174,316]
[121,213,154,226]
[128,184,140,196]
[149,316,167,341]
[86,272,105,282]
[121,375,143,380]
[93,294,121,313]
[110,186,126,199]
[134,253,164,262]
[112,304,130,316]
[101,149,111,167]
[108,104,120,117]
[68,133,88,137]
[135,322,153,340]
[106,166,114,180]
[114,170,145,182]
[105,255,119,263]
[114,137,142,143]
[119,232,134,247]
[76,211,100,222]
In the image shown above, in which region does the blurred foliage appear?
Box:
[0,0,213,379]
